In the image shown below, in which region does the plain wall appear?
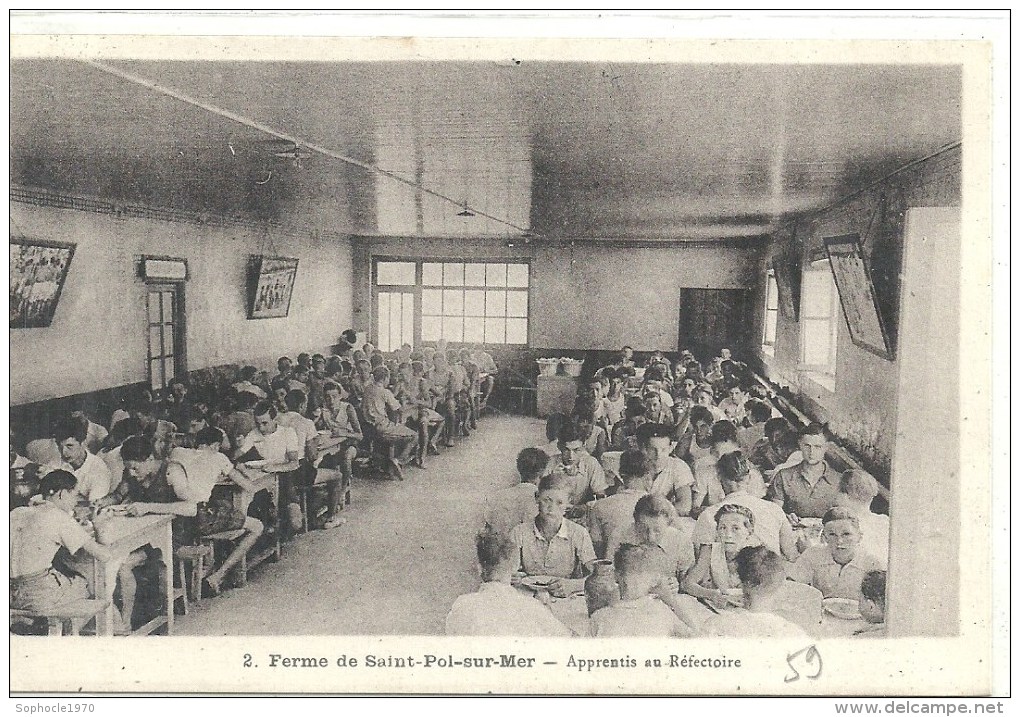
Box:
[352,237,760,351]
[751,146,961,475]
[10,202,353,405]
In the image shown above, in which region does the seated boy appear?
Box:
[509,474,597,598]
[236,401,304,532]
[126,427,264,595]
[446,528,571,637]
[702,546,810,638]
[547,422,610,507]
[607,494,696,589]
[835,469,889,567]
[736,399,772,453]
[854,569,887,637]
[51,416,113,505]
[362,366,417,479]
[787,507,883,599]
[232,366,268,400]
[637,422,695,518]
[588,449,651,558]
[483,448,548,536]
[10,470,113,613]
[589,543,694,637]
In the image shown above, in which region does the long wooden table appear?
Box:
[87,514,175,636]
[528,589,869,639]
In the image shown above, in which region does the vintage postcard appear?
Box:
[7,11,1006,698]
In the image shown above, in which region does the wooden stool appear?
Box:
[10,599,110,636]
[175,544,213,604]
[296,470,346,533]
[199,529,249,589]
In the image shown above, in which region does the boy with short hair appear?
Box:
[835,469,889,567]
[548,422,610,506]
[737,399,773,452]
[589,543,694,637]
[362,366,417,479]
[483,447,548,536]
[767,423,840,518]
[702,545,810,638]
[607,494,696,588]
[855,569,887,637]
[788,506,883,599]
[51,416,112,504]
[636,422,695,518]
[10,470,113,613]
[509,474,596,597]
[232,366,268,400]
[446,528,571,637]
[588,449,650,558]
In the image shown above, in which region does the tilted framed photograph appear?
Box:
[823,234,894,360]
[248,255,299,319]
[9,237,76,329]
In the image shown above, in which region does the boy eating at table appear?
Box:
[589,543,695,637]
[446,528,571,637]
[702,546,810,638]
[787,507,883,599]
[483,447,548,536]
[855,569,887,637]
[10,470,114,614]
[509,474,596,598]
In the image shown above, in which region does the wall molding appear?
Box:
[10,184,350,244]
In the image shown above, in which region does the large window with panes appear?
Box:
[372,260,530,351]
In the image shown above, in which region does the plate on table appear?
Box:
[823,597,862,620]
[244,459,268,469]
[519,576,557,592]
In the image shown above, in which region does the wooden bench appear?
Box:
[10,599,110,636]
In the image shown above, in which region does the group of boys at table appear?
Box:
[447,348,889,639]
[10,338,499,635]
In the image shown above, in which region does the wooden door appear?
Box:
[678,289,751,361]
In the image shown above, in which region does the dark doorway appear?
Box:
[678,289,751,362]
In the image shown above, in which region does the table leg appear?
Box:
[272,478,282,561]
[95,559,117,637]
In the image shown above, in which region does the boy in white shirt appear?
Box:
[236,401,304,532]
[446,528,571,637]
[702,546,810,638]
[589,543,694,637]
[52,417,112,505]
[483,448,548,537]
[835,469,890,567]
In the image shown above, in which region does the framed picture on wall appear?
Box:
[248,255,299,319]
[10,237,76,329]
[824,233,894,359]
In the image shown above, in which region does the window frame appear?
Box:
[799,259,840,378]
[762,268,779,355]
[371,258,531,349]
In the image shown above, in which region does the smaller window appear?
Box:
[762,269,779,354]
[376,261,416,286]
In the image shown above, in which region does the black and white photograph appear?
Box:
[249,256,299,319]
[7,11,1005,701]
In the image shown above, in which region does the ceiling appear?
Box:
[10,59,961,240]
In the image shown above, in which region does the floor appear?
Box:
[176,414,545,636]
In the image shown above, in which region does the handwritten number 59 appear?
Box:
[785,645,822,683]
